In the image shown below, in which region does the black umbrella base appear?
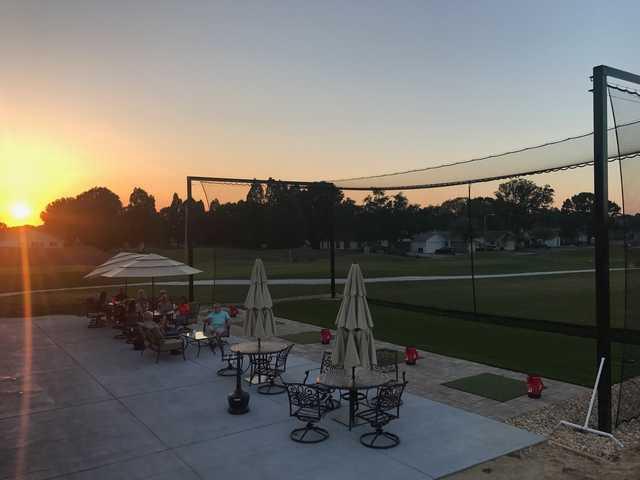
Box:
[228,388,250,415]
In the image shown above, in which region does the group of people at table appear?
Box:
[96,289,231,346]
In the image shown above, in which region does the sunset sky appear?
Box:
[1,1,639,226]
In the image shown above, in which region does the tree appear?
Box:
[159,193,184,247]
[41,187,122,249]
[495,179,554,234]
[40,196,78,243]
[122,187,161,248]
[561,192,621,244]
[246,180,266,204]
[561,192,620,218]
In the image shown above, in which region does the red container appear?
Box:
[228,305,239,317]
[405,346,418,365]
[527,375,544,398]
[320,329,332,345]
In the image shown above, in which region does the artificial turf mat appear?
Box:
[443,373,526,402]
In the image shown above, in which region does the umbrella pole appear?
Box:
[152,278,155,307]
[124,279,128,297]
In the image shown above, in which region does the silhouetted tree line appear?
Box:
[39,178,636,251]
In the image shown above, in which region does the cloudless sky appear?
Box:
[1,0,639,225]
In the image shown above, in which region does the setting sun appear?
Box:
[9,202,31,222]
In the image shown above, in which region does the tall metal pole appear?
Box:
[329,188,336,299]
[186,177,194,302]
[593,65,612,433]
[467,184,478,315]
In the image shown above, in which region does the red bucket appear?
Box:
[527,375,544,398]
[405,346,418,365]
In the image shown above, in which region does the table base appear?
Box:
[331,413,367,429]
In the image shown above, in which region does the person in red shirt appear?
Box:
[175,297,191,326]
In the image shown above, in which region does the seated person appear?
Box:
[135,289,149,316]
[204,304,230,353]
[175,297,191,326]
[156,291,176,333]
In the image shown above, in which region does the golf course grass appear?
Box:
[273,298,634,387]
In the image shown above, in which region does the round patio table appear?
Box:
[231,340,288,355]
[227,340,288,415]
[317,367,388,431]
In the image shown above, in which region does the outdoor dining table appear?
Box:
[181,330,215,357]
[227,340,288,415]
[317,367,389,431]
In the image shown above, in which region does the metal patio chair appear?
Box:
[356,373,407,449]
[257,344,294,395]
[285,382,330,443]
[303,351,341,410]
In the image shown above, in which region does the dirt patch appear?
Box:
[446,441,640,480]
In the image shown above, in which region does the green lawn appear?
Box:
[273,298,638,387]
[2,245,633,330]
[161,245,624,280]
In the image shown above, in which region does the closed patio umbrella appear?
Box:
[332,263,377,369]
[243,258,277,338]
[99,253,202,299]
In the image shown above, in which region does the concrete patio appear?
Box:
[1,315,542,479]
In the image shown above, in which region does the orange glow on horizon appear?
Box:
[0,134,88,226]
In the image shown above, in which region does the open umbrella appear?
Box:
[243,259,276,338]
[99,253,202,299]
[84,252,144,278]
[332,263,377,369]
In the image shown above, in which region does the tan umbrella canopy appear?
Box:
[99,253,202,298]
[332,263,377,369]
[243,258,277,338]
[84,252,144,278]
[100,253,202,278]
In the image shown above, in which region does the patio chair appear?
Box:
[247,350,274,386]
[372,348,400,381]
[356,373,407,449]
[86,292,107,328]
[285,383,330,443]
[257,344,294,395]
[370,348,402,405]
[142,322,186,363]
[303,351,340,410]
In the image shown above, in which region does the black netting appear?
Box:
[193,180,339,307]
[187,75,640,400]
[611,86,640,427]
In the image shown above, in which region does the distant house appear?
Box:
[0,227,64,249]
[410,231,449,254]
[319,239,361,250]
[530,228,562,248]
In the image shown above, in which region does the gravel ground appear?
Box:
[507,380,640,460]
